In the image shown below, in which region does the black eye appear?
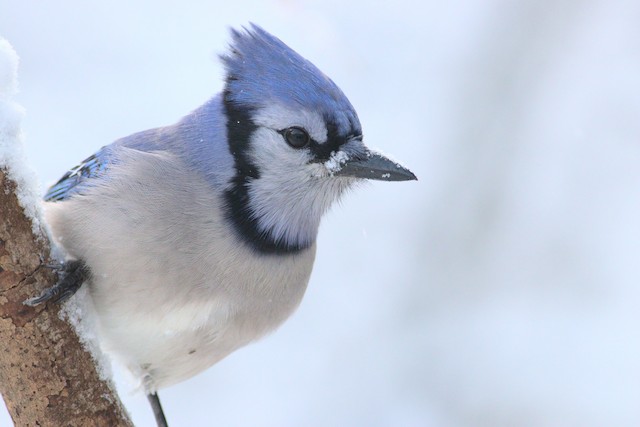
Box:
[282,127,310,149]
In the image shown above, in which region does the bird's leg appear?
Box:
[148,392,169,427]
[23,260,89,306]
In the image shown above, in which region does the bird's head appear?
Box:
[220,25,416,254]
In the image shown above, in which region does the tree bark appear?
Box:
[0,168,134,426]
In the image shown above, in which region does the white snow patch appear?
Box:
[59,287,129,418]
[0,38,45,237]
[59,285,116,386]
[324,150,350,173]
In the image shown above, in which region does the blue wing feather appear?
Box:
[44,147,111,202]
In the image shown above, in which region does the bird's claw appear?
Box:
[24,260,89,306]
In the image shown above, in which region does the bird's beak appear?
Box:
[332,150,417,182]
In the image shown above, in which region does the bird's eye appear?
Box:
[282,127,310,149]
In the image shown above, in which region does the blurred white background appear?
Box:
[2,0,640,426]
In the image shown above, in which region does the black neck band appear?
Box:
[222,92,309,255]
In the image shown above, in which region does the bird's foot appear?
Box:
[23,260,89,306]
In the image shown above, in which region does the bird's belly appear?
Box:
[98,300,266,391]
[89,245,316,391]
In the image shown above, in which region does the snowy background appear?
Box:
[2,0,640,426]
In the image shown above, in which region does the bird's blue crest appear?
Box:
[221,24,361,136]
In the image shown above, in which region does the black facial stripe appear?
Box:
[225,95,259,181]
[305,117,362,162]
[223,92,309,255]
[306,119,342,162]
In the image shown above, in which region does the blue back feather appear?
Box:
[44,147,112,201]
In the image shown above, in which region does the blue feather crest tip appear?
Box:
[221,24,360,133]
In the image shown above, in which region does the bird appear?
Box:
[26,24,416,426]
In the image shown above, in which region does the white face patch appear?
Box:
[240,103,365,249]
[252,103,328,144]
[242,125,355,248]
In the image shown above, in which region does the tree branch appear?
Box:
[0,169,134,427]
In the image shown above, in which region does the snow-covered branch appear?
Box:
[0,38,132,427]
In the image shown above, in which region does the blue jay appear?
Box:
[27,25,416,426]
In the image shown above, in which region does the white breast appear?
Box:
[44,148,316,390]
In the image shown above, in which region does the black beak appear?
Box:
[333,151,417,181]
